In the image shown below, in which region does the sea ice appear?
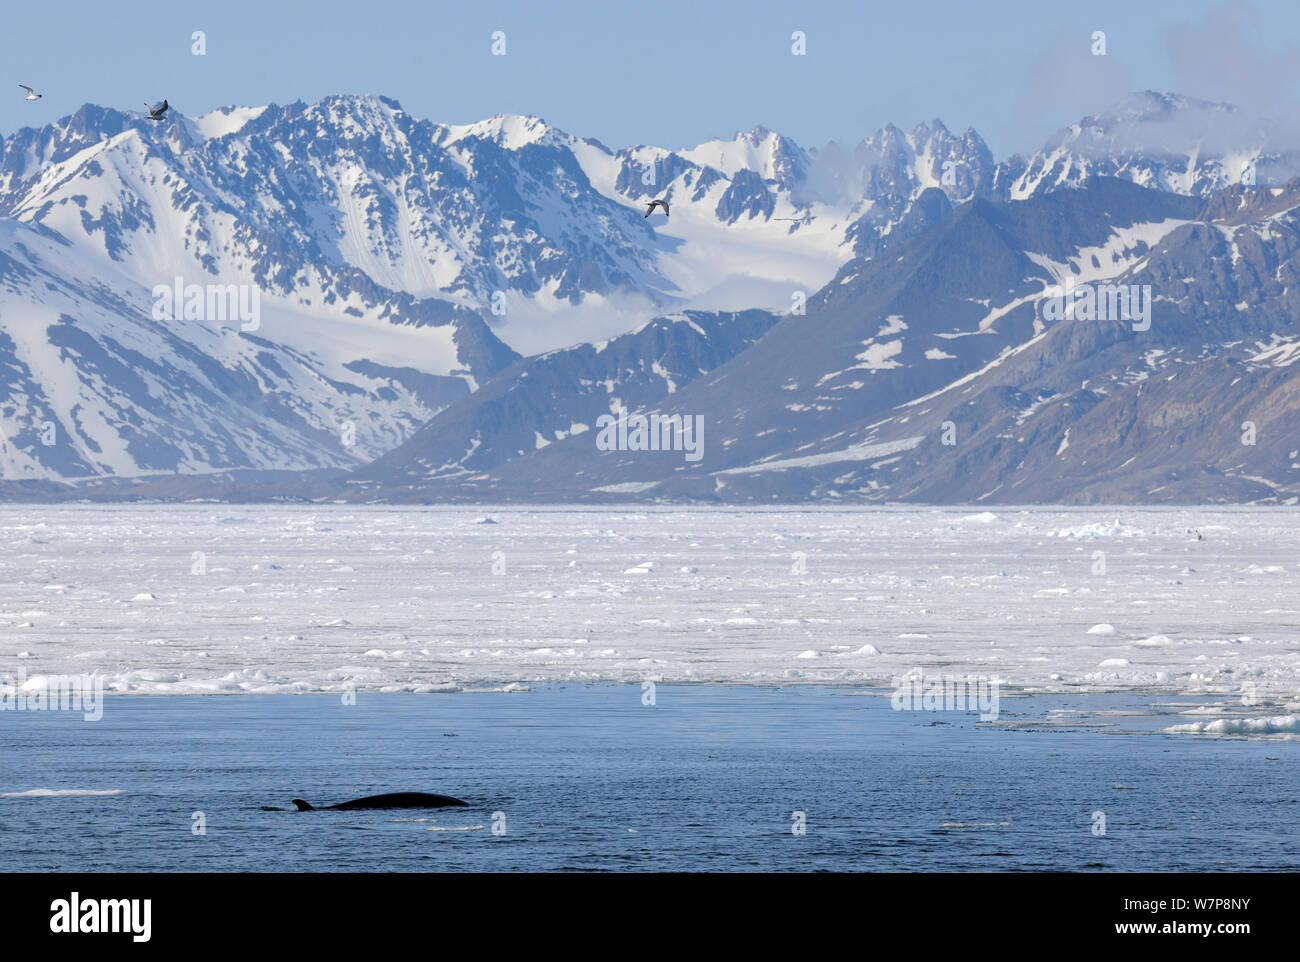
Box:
[0,505,1296,700]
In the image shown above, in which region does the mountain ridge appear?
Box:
[3,91,1297,500]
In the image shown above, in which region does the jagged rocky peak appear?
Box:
[6,89,1300,494]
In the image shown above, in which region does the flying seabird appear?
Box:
[144,99,169,121]
[644,199,669,219]
[19,84,41,101]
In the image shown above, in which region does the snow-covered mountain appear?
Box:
[356,307,780,489]
[1002,91,1296,200]
[0,99,522,480]
[0,94,1009,482]
[2,91,1295,493]
[346,174,1300,504]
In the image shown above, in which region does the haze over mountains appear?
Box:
[2,91,1298,503]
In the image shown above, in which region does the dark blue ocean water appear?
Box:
[1,686,1296,872]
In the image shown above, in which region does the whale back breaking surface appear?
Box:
[290,792,468,811]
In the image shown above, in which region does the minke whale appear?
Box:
[286,792,469,811]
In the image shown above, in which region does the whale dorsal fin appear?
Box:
[291,798,314,811]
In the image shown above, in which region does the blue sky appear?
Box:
[3,0,1297,156]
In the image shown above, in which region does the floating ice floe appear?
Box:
[1165,715,1299,736]
[1050,521,1137,537]
[1245,564,1285,575]
[1134,635,1173,647]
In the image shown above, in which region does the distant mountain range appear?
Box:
[3,91,1299,503]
